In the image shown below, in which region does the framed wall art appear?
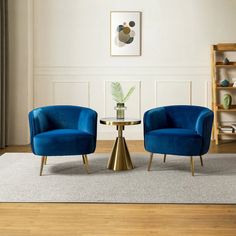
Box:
[110,11,141,56]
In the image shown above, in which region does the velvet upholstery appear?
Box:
[144,105,213,156]
[29,105,97,156]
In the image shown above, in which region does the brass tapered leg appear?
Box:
[82,155,89,174]
[107,125,134,171]
[200,155,203,167]
[163,154,167,163]
[44,156,47,165]
[148,153,154,171]
[40,156,46,176]
[190,156,194,176]
[85,155,89,173]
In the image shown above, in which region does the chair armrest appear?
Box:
[28,109,50,137]
[143,107,168,134]
[196,109,214,137]
[195,109,214,154]
[28,108,50,154]
[78,108,97,137]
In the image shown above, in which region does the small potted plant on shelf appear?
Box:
[111,82,135,119]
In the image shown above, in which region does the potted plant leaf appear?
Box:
[111,82,135,119]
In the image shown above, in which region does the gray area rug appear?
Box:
[0,153,236,203]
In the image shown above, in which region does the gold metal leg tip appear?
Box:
[190,156,195,177]
[44,156,47,165]
[82,155,89,174]
[163,154,166,163]
[200,156,203,167]
[147,153,153,172]
[39,156,45,176]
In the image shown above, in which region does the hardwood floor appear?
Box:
[1,203,236,236]
[0,141,236,235]
[1,140,236,155]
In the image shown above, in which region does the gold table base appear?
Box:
[100,118,141,171]
[107,126,134,171]
[108,137,134,171]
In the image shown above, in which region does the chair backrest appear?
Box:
[29,105,93,130]
[164,105,209,130]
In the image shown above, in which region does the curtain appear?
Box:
[0,0,8,148]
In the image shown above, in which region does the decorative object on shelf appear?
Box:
[222,94,232,109]
[111,82,135,119]
[220,79,230,87]
[233,81,236,87]
[223,57,230,65]
[110,11,141,56]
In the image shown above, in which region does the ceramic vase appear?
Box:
[223,57,230,65]
[223,94,232,109]
[220,79,230,87]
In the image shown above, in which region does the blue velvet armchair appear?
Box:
[29,105,97,176]
[144,105,213,176]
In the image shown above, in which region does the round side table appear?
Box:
[100,118,141,171]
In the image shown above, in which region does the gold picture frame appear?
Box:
[110,11,142,56]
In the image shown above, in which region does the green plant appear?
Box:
[111,82,135,103]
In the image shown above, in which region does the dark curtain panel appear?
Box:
[0,0,8,148]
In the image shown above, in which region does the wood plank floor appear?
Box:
[1,203,236,236]
[0,141,236,236]
[1,140,236,154]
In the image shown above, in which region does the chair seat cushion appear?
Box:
[33,129,96,156]
[144,128,202,156]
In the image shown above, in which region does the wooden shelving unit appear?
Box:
[216,84,236,90]
[216,62,236,68]
[218,132,236,136]
[216,105,236,112]
[211,43,236,144]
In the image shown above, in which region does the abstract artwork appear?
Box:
[110,11,141,56]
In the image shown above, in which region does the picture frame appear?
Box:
[110,11,142,56]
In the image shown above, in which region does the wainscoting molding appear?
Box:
[155,80,192,107]
[33,66,211,139]
[52,81,90,107]
[34,66,210,77]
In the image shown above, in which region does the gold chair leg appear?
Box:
[163,154,167,163]
[82,155,89,174]
[40,156,46,176]
[44,156,47,165]
[147,153,153,171]
[200,155,203,167]
[190,156,194,176]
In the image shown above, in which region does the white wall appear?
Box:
[8,0,236,144]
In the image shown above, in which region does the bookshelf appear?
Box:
[211,43,236,144]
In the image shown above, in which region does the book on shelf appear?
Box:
[218,126,234,133]
[231,123,236,130]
